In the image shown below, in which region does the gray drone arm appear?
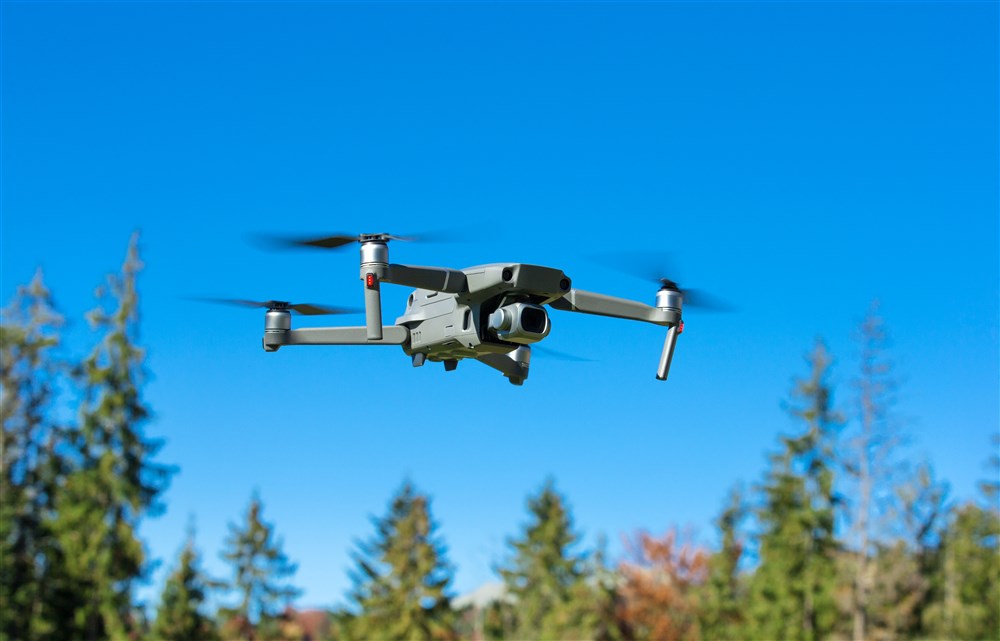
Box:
[264,325,408,351]
[550,288,682,380]
[383,264,468,294]
[549,289,674,326]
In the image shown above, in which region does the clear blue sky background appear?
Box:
[2,0,997,612]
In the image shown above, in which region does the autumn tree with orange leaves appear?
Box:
[618,529,708,641]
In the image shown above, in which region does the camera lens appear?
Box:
[520,306,547,333]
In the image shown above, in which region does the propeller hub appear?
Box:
[265,308,292,332]
[655,287,683,314]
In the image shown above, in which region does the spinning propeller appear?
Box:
[597,252,735,313]
[192,298,361,316]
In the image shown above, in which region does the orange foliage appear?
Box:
[618,528,709,641]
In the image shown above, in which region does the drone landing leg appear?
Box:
[364,281,383,341]
[656,324,680,380]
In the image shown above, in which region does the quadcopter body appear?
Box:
[252,233,686,386]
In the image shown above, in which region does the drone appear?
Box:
[213,232,719,386]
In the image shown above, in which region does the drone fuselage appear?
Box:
[396,263,570,364]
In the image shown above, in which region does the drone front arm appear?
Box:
[549,289,674,326]
[384,264,468,294]
[551,288,684,380]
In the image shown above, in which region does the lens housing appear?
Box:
[487,302,551,344]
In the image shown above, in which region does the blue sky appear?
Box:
[2,0,997,611]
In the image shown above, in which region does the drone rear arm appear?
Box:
[264,325,408,350]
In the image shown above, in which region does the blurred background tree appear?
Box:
[0,270,78,640]
[51,232,172,641]
[696,486,747,640]
[153,527,221,641]
[346,480,456,641]
[618,528,707,641]
[748,340,842,641]
[496,479,594,640]
[220,494,301,641]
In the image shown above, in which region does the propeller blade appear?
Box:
[591,252,735,313]
[287,302,361,316]
[681,289,737,312]
[250,233,359,251]
[293,234,360,249]
[252,227,472,252]
[188,297,361,315]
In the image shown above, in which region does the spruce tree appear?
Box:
[697,486,747,640]
[153,531,220,641]
[0,271,78,640]
[347,480,456,641]
[748,340,842,641]
[497,479,588,640]
[51,233,172,640]
[221,494,300,640]
[923,441,1000,640]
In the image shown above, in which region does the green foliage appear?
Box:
[497,479,595,641]
[2,241,171,641]
[748,340,842,641]
[49,233,172,640]
[922,452,1000,641]
[221,494,301,640]
[0,271,80,640]
[153,532,221,641]
[697,486,747,640]
[347,480,456,641]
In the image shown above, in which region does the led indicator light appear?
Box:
[366,273,376,288]
[678,321,685,334]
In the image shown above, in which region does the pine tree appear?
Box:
[153,531,220,641]
[347,480,456,641]
[497,479,589,640]
[747,340,842,641]
[697,486,747,640]
[0,270,79,640]
[51,233,172,640]
[221,494,301,640]
[923,439,1000,640]
[572,536,628,641]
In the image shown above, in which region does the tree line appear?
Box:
[1,236,997,641]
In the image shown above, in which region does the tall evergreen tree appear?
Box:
[153,530,221,641]
[748,340,842,641]
[571,536,628,641]
[697,486,747,640]
[922,440,1000,641]
[221,494,301,640]
[51,233,172,640]
[347,480,456,641]
[497,479,589,640]
[0,271,79,640]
